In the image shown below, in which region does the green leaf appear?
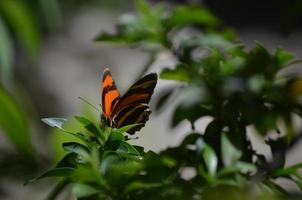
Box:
[74,116,101,136]
[0,87,33,158]
[234,162,256,173]
[101,154,142,185]
[72,165,106,187]
[56,153,77,168]
[166,6,220,29]
[0,16,14,88]
[202,144,218,177]
[271,163,302,178]
[42,117,67,129]
[160,64,190,81]
[123,181,161,193]
[39,0,62,31]
[134,0,151,16]
[117,141,141,156]
[26,167,74,184]
[109,130,125,142]
[0,0,41,58]
[115,123,142,134]
[275,48,294,68]
[221,134,242,166]
[63,142,90,162]
[72,183,100,198]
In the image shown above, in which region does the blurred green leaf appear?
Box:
[202,143,218,177]
[0,86,33,158]
[221,134,242,166]
[26,167,74,184]
[275,48,294,68]
[172,104,211,127]
[72,165,105,186]
[123,181,161,193]
[72,183,100,198]
[160,64,190,81]
[0,0,41,58]
[166,6,220,29]
[39,0,62,31]
[0,16,13,88]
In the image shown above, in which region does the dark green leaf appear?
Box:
[56,153,77,168]
[0,16,14,88]
[166,6,220,29]
[63,142,90,162]
[74,116,101,136]
[26,168,74,184]
[275,48,294,68]
[172,104,211,127]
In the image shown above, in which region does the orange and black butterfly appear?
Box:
[100,68,158,134]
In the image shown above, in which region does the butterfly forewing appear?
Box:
[101,68,120,119]
[111,73,157,117]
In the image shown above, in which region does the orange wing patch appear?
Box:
[101,68,120,119]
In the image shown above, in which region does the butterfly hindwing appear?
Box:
[112,103,151,135]
[101,68,120,119]
[111,73,157,117]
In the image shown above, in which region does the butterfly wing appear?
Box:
[112,103,151,135]
[111,73,157,117]
[101,68,120,119]
[111,73,157,134]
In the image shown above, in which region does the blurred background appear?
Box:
[0,0,302,199]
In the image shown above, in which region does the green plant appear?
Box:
[30,0,302,199]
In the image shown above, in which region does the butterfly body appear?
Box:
[101,68,157,134]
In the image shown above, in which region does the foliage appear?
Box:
[30,0,302,199]
[0,86,33,159]
[0,0,62,160]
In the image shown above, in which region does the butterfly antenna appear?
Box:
[78,96,101,112]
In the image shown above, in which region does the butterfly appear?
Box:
[100,68,158,134]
